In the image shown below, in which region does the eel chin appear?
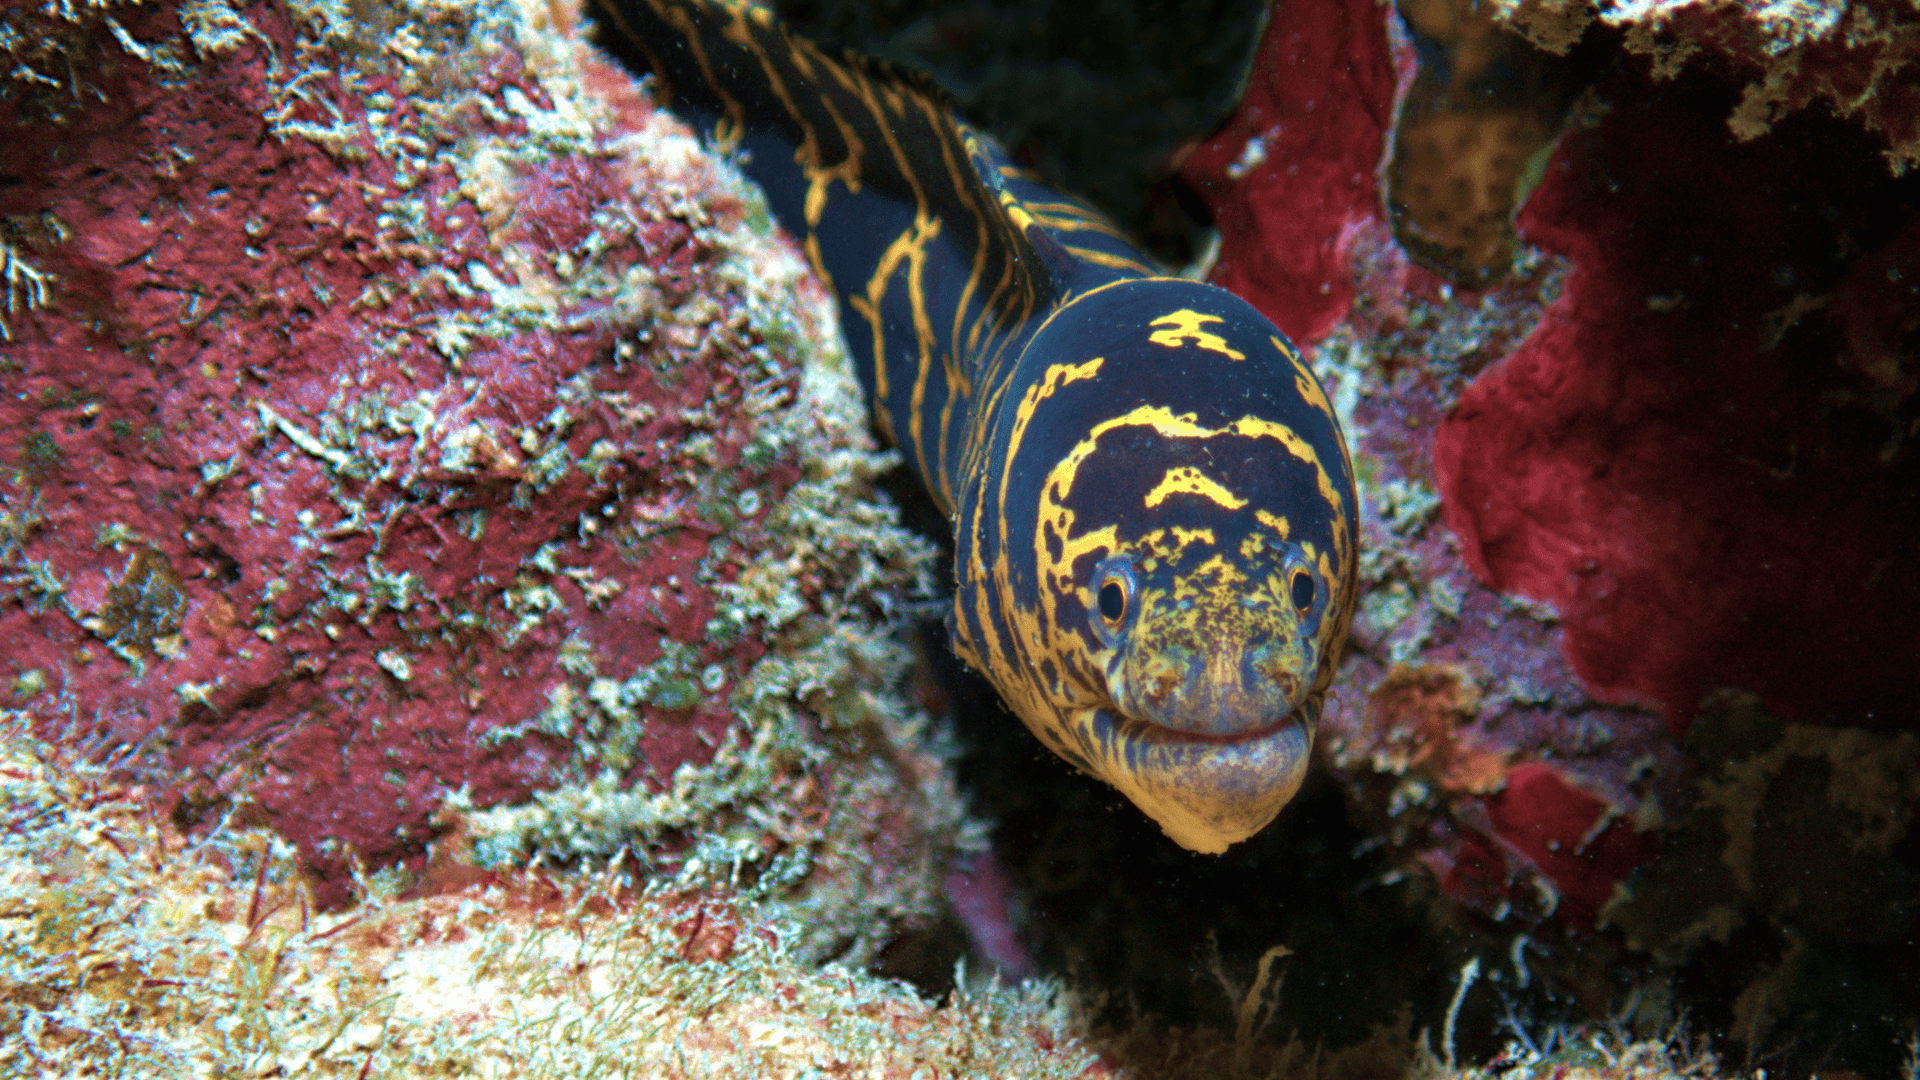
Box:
[1081,704,1315,854]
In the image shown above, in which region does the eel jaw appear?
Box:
[1079,702,1315,854]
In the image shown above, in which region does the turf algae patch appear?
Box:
[0,0,966,960]
[0,720,1102,1079]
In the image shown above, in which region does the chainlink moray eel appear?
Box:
[589,0,1358,852]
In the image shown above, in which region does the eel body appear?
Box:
[589,0,1358,853]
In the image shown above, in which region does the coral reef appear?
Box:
[0,0,964,961]
[932,0,1920,1068]
[1435,65,1920,733]
[1178,0,1685,945]
[1175,0,1920,932]
[8,0,1919,1073]
[1156,0,1920,1065]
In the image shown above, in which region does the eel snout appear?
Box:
[1081,701,1316,854]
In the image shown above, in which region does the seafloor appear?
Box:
[2,0,1917,1076]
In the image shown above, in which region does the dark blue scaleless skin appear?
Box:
[589,0,1358,852]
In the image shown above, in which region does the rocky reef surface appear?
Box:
[4,0,1918,1075]
[0,0,966,965]
[1184,0,1920,941]
[1140,0,1919,1066]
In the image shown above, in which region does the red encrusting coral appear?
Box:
[1178,0,1677,932]
[1480,762,1656,926]
[1434,67,1920,733]
[1176,0,1920,943]
[1177,0,1400,344]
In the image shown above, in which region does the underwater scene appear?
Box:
[2,0,1918,1075]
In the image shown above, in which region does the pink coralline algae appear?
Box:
[0,0,960,951]
[1183,0,1920,936]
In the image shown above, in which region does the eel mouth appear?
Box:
[1082,704,1315,854]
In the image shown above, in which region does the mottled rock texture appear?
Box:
[0,0,965,963]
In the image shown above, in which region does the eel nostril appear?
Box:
[1141,657,1182,701]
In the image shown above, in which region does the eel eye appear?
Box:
[1290,571,1315,612]
[1090,559,1137,641]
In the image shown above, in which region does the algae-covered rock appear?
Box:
[1,711,1752,1078]
[1495,0,1920,173]
[0,0,965,962]
[0,718,1098,1078]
